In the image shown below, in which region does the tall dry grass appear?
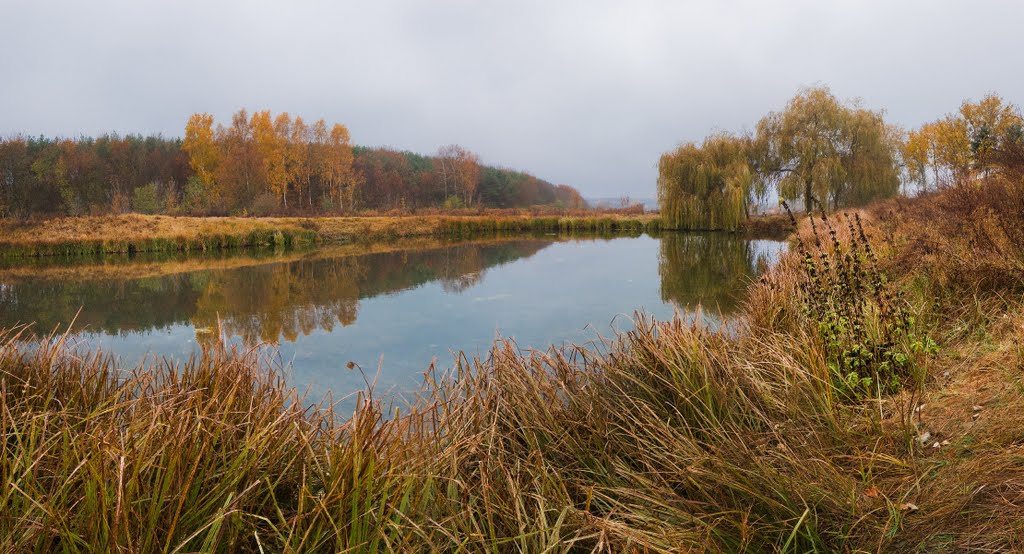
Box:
[0,327,435,552]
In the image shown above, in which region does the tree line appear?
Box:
[0,110,586,218]
[658,87,1023,230]
[902,93,1024,189]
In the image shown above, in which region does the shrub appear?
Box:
[110,190,132,214]
[131,182,162,214]
[182,176,211,215]
[786,203,936,398]
[884,146,1024,294]
[442,195,465,209]
[251,192,280,217]
[163,180,179,214]
[320,195,335,212]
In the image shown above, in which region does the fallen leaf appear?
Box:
[864,486,880,498]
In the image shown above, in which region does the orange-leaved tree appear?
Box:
[183,113,219,186]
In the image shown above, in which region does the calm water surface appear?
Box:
[0,234,784,405]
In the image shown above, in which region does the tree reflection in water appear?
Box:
[0,234,784,346]
[0,240,552,344]
[190,240,545,344]
[658,233,781,316]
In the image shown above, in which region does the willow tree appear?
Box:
[752,86,901,213]
[658,132,752,230]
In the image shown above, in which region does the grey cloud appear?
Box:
[2,0,1022,197]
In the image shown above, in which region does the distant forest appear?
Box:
[0,109,586,218]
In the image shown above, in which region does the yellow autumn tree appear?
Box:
[903,119,970,188]
[455,148,481,206]
[183,113,219,186]
[437,144,480,206]
[960,94,1023,164]
[289,116,312,209]
[328,123,356,211]
[904,94,1023,188]
[214,109,261,210]
[251,110,288,208]
[311,119,331,207]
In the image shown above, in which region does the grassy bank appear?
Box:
[3,171,1024,551]
[659,212,795,240]
[0,213,661,258]
[0,216,320,258]
[0,236,550,283]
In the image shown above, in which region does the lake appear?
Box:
[0,233,784,407]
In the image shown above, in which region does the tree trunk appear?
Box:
[804,179,813,213]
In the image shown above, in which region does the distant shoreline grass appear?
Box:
[0,211,792,259]
[0,235,554,283]
[0,212,659,259]
[4,175,1023,550]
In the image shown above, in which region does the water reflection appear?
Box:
[0,239,550,342]
[0,235,788,345]
[1,234,786,404]
[0,274,204,334]
[658,233,783,315]
[189,240,550,344]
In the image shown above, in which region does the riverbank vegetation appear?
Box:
[0,110,585,218]
[0,211,660,258]
[4,134,1023,552]
[658,87,1023,231]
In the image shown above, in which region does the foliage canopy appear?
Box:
[659,86,904,229]
[658,133,752,231]
[903,93,1023,189]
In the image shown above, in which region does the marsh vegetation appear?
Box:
[4,164,1024,550]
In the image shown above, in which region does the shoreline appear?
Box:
[0,212,790,259]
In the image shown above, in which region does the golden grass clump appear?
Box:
[0,328,435,552]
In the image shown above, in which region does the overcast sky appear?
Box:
[2,0,1021,197]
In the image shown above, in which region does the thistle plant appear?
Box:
[785,202,936,399]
